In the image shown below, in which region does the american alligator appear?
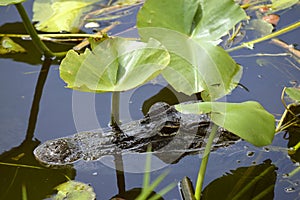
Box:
[34,102,240,166]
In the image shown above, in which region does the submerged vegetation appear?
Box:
[0,0,300,199]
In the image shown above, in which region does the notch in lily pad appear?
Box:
[137,0,247,100]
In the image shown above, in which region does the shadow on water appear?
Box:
[0,55,129,199]
[0,58,76,199]
[202,159,277,200]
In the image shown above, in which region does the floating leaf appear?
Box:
[245,19,274,37]
[53,180,96,200]
[271,0,299,11]
[137,0,246,100]
[0,0,25,6]
[285,87,300,102]
[0,37,26,54]
[175,101,275,146]
[32,0,99,32]
[60,37,170,92]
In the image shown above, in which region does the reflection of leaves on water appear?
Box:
[0,37,26,54]
[202,159,277,200]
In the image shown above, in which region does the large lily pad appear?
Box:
[0,0,25,6]
[32,0,98,32]
[175,101,275,146]
[137,0,246,100]
[60,37,170,92]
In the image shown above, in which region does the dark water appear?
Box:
[0,2,300,200]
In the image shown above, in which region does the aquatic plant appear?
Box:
[1,0,299,199]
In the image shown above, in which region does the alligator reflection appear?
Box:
[202,159,277,199]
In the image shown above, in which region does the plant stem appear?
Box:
[227,21,300,52]
[0,33,105,39]
[287,165,300,178]
[111,92,120,125]
[194,124,218,200]
[14,3,67,58]
[110,91,125,193]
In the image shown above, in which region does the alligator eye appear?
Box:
[159,121,180,136]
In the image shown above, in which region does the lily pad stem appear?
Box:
[14,3,66,58]
[111,91,120,126]
[194,123,218,200]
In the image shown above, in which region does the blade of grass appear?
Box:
[194,124,218,200]
[137,145,154,200]
[136,171,170,200]
[0,162,43,169]
[148,182,177,200]
[227,21,300,52]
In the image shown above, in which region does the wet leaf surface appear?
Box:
[60,37,170,92]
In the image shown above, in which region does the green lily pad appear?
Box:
[53,180,96,200]
[0,37,26,54]
[136,28,242,100]
[137,0,246,100]
[60,37,170,92]
[285,87,300,102]
[0,0,25,6]
[32,0,98,32]
[175,101,275,146]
